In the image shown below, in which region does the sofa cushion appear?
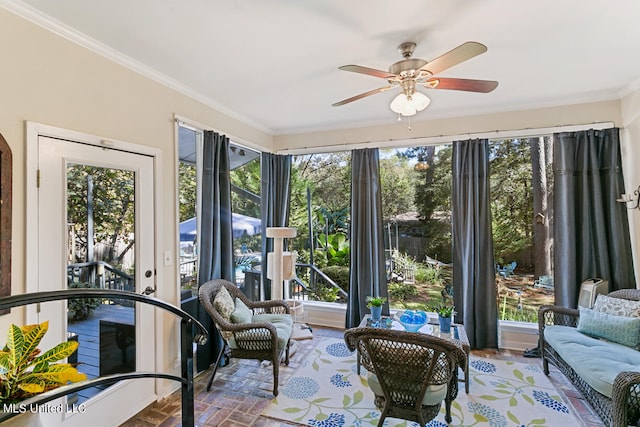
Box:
[230,298,252,324]
[593,294,640,318]
[544,325,640,397]
[577,307,640,348]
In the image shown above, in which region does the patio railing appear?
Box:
[290,263,347,303]
[67,261,134,292]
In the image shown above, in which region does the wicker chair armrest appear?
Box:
[612,370,640,426]
[538,305,579,331]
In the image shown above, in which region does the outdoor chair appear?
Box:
[533,275,554,290]
[198,279,292,396]
[344,327,467,426]
[497,261,517,278]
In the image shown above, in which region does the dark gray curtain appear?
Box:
[260,152,292,300]
[452,139,498,349]
[553,127,635,307]
[346,148,388,328]
[196,130,234,371]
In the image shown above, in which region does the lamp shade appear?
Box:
[390,92,431,117]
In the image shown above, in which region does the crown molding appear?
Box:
[0,0,273,135]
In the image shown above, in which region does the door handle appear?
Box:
[142,286,156,296]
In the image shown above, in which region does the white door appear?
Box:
[36,136,157,426]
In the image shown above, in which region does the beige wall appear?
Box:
[274,100,622,151]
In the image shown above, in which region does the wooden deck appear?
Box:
[68,303,135,403]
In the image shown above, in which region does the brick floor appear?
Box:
[122,326,601,426]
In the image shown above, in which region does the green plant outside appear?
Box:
[320,265,349,293]
[68,281,102,321]
[316,232,350,266]
[388,281,418,302]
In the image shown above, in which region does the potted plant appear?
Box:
[366,296,387,321]
[0,321,87,404]
[432,303,455,334]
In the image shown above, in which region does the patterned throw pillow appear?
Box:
[593,294,640,318]
[577,306,640,348]
[214,285,235,321]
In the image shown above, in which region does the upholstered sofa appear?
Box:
[539,289,640,427]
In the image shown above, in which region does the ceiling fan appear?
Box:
[332,41,498,117]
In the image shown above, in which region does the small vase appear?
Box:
[438,315,452,334]
[370,306,382,321]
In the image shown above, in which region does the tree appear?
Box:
[67,165,135,268]
[530,137,551,278]
[379,152,415,220]
[230,158,261,218]
[399,145,453,262]
[290,153,351,262]
[489,139,533,266]
[294,152,351,212]
[178,162,197,222]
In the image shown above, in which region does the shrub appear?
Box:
[320,265,349,293]
[388,282,418,302]
[68,281,101,321]
[308,283,340,302]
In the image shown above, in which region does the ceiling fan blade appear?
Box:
[421,41,488,76]
[425,77,498,93]
[338,65,398,80]
[332,86,395,107]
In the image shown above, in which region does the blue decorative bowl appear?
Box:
[398,310,428,332]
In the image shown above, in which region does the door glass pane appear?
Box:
[66,164,137,404]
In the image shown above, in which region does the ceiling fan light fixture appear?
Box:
[390,92,430,117]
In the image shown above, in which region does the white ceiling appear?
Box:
[10,0,640,135]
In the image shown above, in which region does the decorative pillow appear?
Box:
[577,306,640,348]
[214,285,235,322]
[593,294,640,318]
[231,298,252,324]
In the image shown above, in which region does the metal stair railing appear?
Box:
[290,263,347,302]
[0,289,208,427]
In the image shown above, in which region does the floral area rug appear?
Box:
[262,337,580,427]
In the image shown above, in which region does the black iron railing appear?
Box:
[290,263,347,302]
[0,289,208,427]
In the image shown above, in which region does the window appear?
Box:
[288,138,554,324]
[177,123,262,297]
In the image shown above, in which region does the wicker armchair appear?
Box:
[539,289,640,427]
[199,279,292,396]
[344,327,466,427]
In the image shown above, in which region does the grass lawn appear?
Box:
[389,273,554,323]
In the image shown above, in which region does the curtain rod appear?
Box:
[173,114,271,154]
[275,121,616,155]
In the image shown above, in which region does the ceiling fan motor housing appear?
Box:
[389,58,430,79]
